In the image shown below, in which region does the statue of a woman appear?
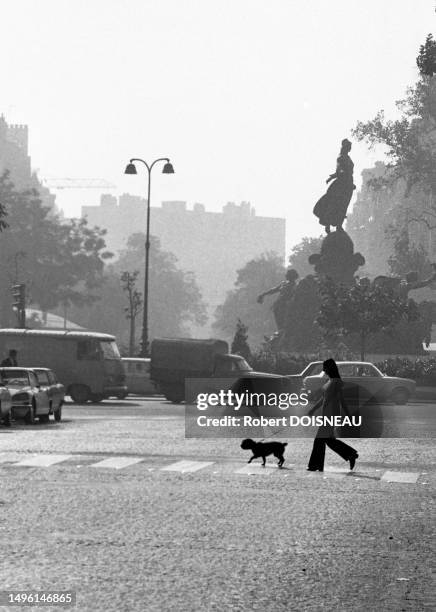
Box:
[313,138,356,234]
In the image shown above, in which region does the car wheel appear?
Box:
[163,384,184,403]
[54,405,62,422]
[90,393,104,403]
[70,385,91,404]
[3,407,11,427]
[390,387,410,405]
[116,392,128,400]
[25,401,36,425]
[39,413,50,423]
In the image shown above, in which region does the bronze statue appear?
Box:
[257,268,299,331]
[373,265,436,298]
[313,138,356,234]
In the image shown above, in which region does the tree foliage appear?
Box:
[213,252,285,348]
[288,236,323,278]
[352,33,436,235]
[68,233,207,345]
[317,278,416,360]
[0,171,111,325]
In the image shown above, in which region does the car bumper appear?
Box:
[11,402,32,417]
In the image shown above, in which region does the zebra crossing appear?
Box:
[0,452,429,484]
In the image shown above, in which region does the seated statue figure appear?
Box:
[313,138,356,234]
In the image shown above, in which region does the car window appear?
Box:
[0,369,29,386]
[307,363,323,376]
[35,371,50,385]
[337,364,356,377]
[47,371,57,384]
[29,372,39,387]
[77,339,101,361]
[136,363,143,372]
[144,362,150,374]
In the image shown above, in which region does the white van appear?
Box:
[0,329,127,403]
[122,358,157,396]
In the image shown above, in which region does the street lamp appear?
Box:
[124,157,174,356]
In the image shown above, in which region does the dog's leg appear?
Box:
[262,456,266,466]
[247,455,254,464]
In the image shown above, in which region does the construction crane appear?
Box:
[41,178,117,190]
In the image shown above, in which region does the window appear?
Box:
[47,371,57,385]
[100,341,121,359]
[35,371,49,385]
[29,372,39,387]
[77,340,101,361]
[136,362,143,373]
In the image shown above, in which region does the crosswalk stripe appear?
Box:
[161,460,214,473]
[381,471,421,484]
[14,454,72,467]
[90,457,144,469]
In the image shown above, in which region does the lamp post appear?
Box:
[124,157,174,356]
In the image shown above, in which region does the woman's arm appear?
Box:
[308,396,323,416]
[339,388,351,417]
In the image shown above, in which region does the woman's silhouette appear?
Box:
[313,139,355,234]
[307,358,358,472]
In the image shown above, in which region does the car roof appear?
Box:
[122,358,150,363]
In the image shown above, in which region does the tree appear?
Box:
[68,233,207,342]
[352,34,436,228]
[288,236,323,278]
[0,171,111,325]
[388,228,433,279]
[317,279,416,360]
[417,33,436,77]
[213,252,285,348]
[231,319,251,362]
[120,270,142,356]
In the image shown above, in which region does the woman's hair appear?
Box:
[323,358,341,378]
[340,138,352,154]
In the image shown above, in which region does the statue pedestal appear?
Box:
[308,230,365,284]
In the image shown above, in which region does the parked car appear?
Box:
[32,368,65,422]
[122,358,157,396]
[0,367,51,424]
[284,361,324,392]
[302,361,416,405]
[0,381,12,426]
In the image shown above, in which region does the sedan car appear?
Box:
[0,368,50,424]
[302,361,416,405]
[33,368,65,422]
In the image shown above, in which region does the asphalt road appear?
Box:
[0,396,434,612]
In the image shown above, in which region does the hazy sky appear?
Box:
[1,0,434,250]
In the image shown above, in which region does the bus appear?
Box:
[0,329,127,403]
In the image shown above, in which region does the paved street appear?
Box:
[0,396,435,611]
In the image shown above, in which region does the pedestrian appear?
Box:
[307,358,358,472]
[1,349,18,367]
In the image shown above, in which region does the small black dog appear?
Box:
[241,438,288,468]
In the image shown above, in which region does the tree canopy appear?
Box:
[213,252,285,348]
[67,233,207,348]
[0,171,111,325]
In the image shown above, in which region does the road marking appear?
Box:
[235,464,277,475]
[90,456,144,469]
[161,460,214,473]
[14,454,72,467]
[381,471,420,484]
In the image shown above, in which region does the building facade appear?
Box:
[0,115,56,210]
[82,195,286,332]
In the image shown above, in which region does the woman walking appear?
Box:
[307,358,358,472]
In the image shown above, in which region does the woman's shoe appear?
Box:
[349,453,358,470]
[307,467,323,472]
